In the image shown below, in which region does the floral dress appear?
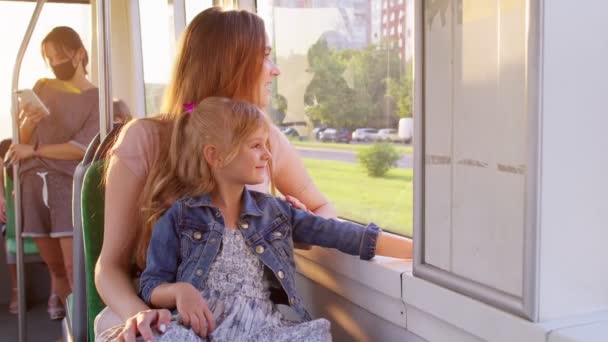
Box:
[99,229,331,342]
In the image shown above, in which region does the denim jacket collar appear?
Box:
[183,188,264,218]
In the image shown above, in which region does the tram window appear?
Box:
[0,1,91,140]
[139,0,174,115]
[257,1,414,237]
[185,0,213,24]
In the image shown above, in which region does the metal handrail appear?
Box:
[10,1,47,341]
[96,0,113,140]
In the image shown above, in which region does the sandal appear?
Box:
[47,294,65,320]
[8,288,18,314]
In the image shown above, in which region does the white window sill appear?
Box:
[295,245,608,341]
[295,246,411,328]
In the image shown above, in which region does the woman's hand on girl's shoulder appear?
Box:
[174,282,216,338]
[282,194,311,213]
[116,309,172,342]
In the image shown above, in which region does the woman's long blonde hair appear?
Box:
[132,7,269,268]
[137,98,272,266]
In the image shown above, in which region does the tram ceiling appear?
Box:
[4,0,90,4]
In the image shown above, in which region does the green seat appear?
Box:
[81,159,106,341]
[3,168,39,256]
[80,124,124,342]
[65,133,101,342]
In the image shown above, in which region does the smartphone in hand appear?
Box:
[15,89,50,115]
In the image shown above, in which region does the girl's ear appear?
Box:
[203,145,223,168]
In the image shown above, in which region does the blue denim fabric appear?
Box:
[139,189,381,321]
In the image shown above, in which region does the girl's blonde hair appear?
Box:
[137,98,272,267]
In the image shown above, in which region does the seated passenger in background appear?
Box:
[115,98,410,341]
[113,98,132,124]
[0,139,17,314]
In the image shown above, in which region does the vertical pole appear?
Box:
[97,0,113,140]
[10,1,47,341]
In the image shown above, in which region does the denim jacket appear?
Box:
[139,189,381,321]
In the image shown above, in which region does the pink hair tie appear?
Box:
[183,102,195,114]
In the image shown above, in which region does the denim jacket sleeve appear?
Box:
[139,203,181,305]
[287,204,381,260]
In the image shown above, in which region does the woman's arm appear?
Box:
[95,157,149,319]
[96,157,172,341]
[270,126,336,219]
[37,143,85,160]
[7,142,86,163]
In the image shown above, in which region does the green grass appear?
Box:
[302,158,413,237]
[291,139,413,155]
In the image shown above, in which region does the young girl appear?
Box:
[136,97,410,342]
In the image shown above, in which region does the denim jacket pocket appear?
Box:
[264,219,292,261]
[179,226,210,260]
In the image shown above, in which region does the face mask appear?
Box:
[51,59,77,81]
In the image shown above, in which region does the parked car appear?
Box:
[312,126,328,140]
[319,128,351,143]
[376,128,401,142]
[281,127,300,139]
[352,128,378,142]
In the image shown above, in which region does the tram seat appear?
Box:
[3,168,40,258]
[64,123,123,342]
[65,133,101,342]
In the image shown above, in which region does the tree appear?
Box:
[303,39,364,129]
[303,37,409,129]
[268,93,288,125]
[345,43,403,127]
[387,69,413,118]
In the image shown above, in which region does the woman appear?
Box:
[95,7,412,342]
[6,26,99,320]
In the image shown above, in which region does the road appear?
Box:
[295,146,413,169]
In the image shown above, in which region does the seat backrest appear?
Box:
[3,168,39,256]
[80,123,124,342]
[81,159,106,341]
[70,133,101,342]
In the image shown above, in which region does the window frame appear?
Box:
[411,0,542,321]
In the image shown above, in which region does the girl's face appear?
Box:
[258,36,281,108]
[219,126,271,186]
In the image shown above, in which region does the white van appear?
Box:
[398,118,413,143]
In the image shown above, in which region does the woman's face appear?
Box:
[43,42,83,81]
[258,36,281,108]
[44,43,79,67]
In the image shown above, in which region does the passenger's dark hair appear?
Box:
[41,26,88,75]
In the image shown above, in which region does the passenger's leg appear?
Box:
[8,263,18,313]
[33,238,70,305]
[59,237,73,288]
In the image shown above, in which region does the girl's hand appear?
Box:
[174,283,215,338]
[7,144,35,163]
[117,309,172,342]
[18,102,47,128]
